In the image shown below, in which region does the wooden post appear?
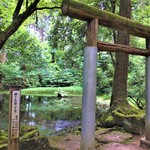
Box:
[81,19,98,150]
[8,86,21,150]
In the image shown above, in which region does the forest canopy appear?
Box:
[0,0,149,107]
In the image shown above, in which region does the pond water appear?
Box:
[0,95,82,136]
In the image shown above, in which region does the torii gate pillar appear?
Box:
[81,19,98,150]
[146,39,150,140]
[141,38,150,148]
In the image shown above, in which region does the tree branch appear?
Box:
[36,6,61,10]
[0,0,40,50]
[0,0,61,50]
[26,0,28,9]
[13,0,24,19]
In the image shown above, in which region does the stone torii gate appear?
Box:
[61,0,150,149]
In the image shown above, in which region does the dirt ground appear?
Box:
[56,127,148,150]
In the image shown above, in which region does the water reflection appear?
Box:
[0,95,82,136]
[55,120,80,132]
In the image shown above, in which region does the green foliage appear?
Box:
[132,0,150,25]
[0,62,22,86]
[47,13,85,85]
[0,0,149,109]
[1,29,47,87]
[128,56,145,109]
[0,5,85,88]
[97,52,114,95]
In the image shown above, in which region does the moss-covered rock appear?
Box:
[20,130,39,141]
[0,126,60,150]
[0,137,60,150]
[20,126,38,136]
[20,137,59,150]
[97,106,145,134]
[0,144,7,150]
[97,110,115,128]
[0,125,39,147]
[112,106,145,134]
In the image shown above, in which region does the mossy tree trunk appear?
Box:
[110,0,131,108]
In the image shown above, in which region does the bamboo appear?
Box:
[97,41,149,56]
[61,0,150,38]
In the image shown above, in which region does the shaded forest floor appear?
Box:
[50,127,147,150]
[0,127,147,150]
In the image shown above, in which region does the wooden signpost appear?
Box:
[8,86,21,150]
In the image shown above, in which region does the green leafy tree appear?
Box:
[1,27,51,87]
[0,0,61,50]
[128,56,145,109]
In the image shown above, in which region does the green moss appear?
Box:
[0,136,7,144]
[99,111,115,127]
[20,130,39,141]
[98,104,145,134]
[0,130,7,137]
[0,143,7,149]
[112,106,145,120]
[113,109,126,118]
[62,0,150,38]
[105,115,114,123]
[0,130,8,145]
[20,126,37,136]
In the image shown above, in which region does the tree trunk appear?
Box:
[0,53,6,63]
[110,0,131,107]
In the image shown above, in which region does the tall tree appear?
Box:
[110,0,131,107]
[0,0,60,50]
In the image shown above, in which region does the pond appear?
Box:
[0,95,82,136]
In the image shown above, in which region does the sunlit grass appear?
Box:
[21,86,82,96]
